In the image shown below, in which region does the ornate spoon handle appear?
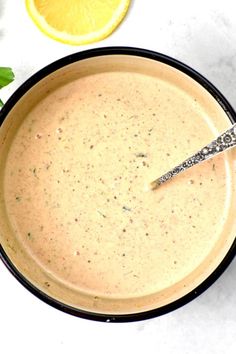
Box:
[150,123,236,190]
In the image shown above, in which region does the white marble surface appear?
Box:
[0,1,236,353]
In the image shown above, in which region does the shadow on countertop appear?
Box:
[0,0,5,40]
[179,19,236,111]
[0,0,6,18]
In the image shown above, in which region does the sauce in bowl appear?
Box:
[1,50,236,319]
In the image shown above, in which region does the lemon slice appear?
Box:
[25,0,130,45]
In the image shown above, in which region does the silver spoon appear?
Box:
[150,123,236,190]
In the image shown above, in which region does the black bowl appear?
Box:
[0,47,236,322]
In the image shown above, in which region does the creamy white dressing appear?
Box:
[3,71,233,298]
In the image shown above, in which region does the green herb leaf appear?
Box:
[0,67,15,89]
[0,98,3,108]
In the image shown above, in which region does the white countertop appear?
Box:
[0,1,235,353]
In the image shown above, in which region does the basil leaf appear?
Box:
[0,67,15,89]
[0,98,3,108]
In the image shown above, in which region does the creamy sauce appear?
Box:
[3,71,233,298]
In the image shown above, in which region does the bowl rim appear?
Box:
[0,46,236,323]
